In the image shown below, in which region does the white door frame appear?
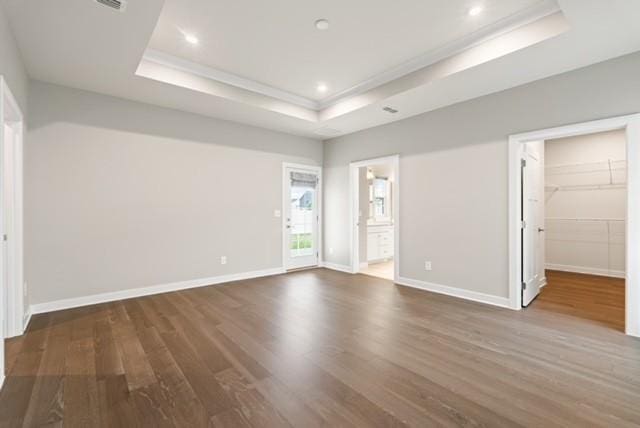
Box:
[282,162,322,270]
[508,114,640,337]
[349,155,400,281]
[0,76,25,340]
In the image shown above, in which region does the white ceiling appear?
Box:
[3,0,640,139]
[148,0,541,101]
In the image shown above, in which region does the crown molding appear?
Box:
[140,0,561,116]
[142,49,320,110]
[316,0,561,109]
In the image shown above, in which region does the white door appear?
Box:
[522,142,544,306]
[0,124,11,378]
[284,166,319,270]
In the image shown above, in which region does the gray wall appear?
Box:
[26,81,322,305]
[0,4,28,112]
[323,52,640,299]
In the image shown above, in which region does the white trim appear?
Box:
[359,262,369,269]
[22,307,31,331]
[396,276,511,309]
[143,49,318,110]
[282,163,322,271]
[320,262,354,274]
[30,267,285,315]
[509,114,640,337]
[349,155,400,282]
[545,263,625,279]
[0,76,25,339]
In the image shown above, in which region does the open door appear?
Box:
[522,141,545,306]
[284,165,319,270]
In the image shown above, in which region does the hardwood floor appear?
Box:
[532,270,626,332]
[2,268,639,427]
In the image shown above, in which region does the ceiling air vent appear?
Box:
[383,106,399,114]
[95,0,127,12]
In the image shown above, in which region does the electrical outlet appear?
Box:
[220,256,227,265]
[424,261,432,271]
[274,209,281,218]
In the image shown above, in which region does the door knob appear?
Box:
[538,228,545,232]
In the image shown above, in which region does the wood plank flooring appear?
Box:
[2,268,639,427]
[532,270,625,331]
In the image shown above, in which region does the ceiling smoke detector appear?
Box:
[315,19,330,30]
[383,106,399,114]
[95,0,127,12]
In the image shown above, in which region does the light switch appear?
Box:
[274,210,281,218]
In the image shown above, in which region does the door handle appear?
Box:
[538,228,545,232]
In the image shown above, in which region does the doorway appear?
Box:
[522,130,628,328]
[509,115,640,337]
[0,77,25,386]
[283,163,321,270]
[349,155,400,281]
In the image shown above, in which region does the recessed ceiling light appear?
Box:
[317,83,328,93]
[468,6,483,16]
[184,33,199,45]
[315,19,330,30]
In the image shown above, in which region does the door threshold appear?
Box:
[286,265,319,273]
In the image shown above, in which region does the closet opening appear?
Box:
[509,115,640,336]
[525,131,627,329]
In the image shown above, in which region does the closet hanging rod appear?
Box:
[545,217,625,222]
[545,183,626,191]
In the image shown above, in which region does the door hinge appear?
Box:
[521,158,527,167]
[521,220,526,229]
[522,281,527,290]
[2,234,7,241]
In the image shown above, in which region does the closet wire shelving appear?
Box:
[544,159,626,275]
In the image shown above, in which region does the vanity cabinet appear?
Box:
[367,225,394,262]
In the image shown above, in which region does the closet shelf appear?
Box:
[545,159,626,175]
[545,183,626,191]
[545,159,626,193]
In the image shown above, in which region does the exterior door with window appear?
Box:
[284,166,319,270]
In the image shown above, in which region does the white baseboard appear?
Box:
[30,267,286,315]
[359,262,369,269]
[545,263,625,279]
[320,261,354,274]
[23,308,32,332]
[396,276,511,309]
